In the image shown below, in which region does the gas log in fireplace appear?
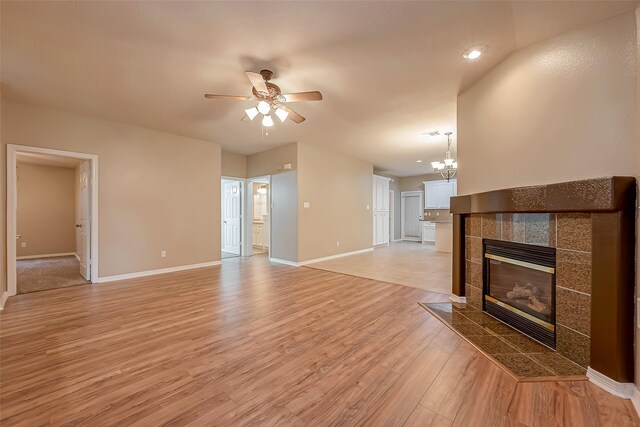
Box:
[483,239,556,348]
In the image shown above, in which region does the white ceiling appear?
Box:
[1,1,637,176]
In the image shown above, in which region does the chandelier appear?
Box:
[431,132,457,181]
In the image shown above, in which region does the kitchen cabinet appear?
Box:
[422,222,435,244]
[424,179,457,209]
[373,211,390,246]
[252,223,265,248]
[373,175,390,212]
[373,175,391,245]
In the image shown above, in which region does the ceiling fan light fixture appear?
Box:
[262,115,274,127]
[257,101,271,115]
[275,108,289,122]
[245,107,259,120]
[430,161,440,169]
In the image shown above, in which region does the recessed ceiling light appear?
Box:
[416,160,423,163]
[463,45,486,60]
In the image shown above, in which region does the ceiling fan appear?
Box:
[204,69,322,126]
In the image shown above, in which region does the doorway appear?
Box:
[401,191,423,241]
[7,145,98,296]
[221,179,243,259]
[246,177,270,257]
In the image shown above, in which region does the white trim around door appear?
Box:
[400,191,424,242]
[6,144,99,298]
[245,176,271,258]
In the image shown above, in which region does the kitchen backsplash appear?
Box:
[423,209,452,221]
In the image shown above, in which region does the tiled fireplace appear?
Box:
[450,177,636,384]
[465,213,588,366]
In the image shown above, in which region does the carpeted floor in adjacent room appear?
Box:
[17,256,89,294]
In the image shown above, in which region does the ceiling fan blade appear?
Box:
[278,105,306,123]
[245,71,269,95]
[204,94,252,100]
[279,91,323,102]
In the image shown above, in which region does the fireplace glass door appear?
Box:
[483,240,556,348]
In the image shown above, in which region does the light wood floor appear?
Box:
[1,256,638,426]
[309,241,452,295]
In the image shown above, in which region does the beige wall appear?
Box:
[298,143,373,262]
[2,100,222,278]
[457,12,637,195]
[247,143,299,262]
[271,170,298,262]
[246,142,297,178]
[16,163,76,257]
[221,150,247,178]
[398,173,443,192]
[457,11,639,387]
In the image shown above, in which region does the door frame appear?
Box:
[388,189,395,242]
[221,177,245,258]
[7,144,99,296]
[245,176,271,258]
[400,191,424,241]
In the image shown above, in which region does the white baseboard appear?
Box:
[631,387,640,417]
[0,292,10,310]
[270,248,374,268]
[96,261,221,283]
[587,367,636,399]
[16,252,76,260]
[300,248,373,266]
[74,253,80,262]
[269,258,300,267]
[449,294,467,304]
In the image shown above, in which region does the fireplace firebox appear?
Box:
[483,239,556,348]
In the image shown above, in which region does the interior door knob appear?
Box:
[75,224,82,228]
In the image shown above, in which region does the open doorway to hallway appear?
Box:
[12,152,93,294]
[221,179,243,259]
[246,177,270,257]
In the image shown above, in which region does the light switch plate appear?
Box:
[284,163,292,170]
[303,202,310,208]
[20,242,27,248]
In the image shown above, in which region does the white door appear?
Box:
[381,212,390,244]
[222,180,241,255]
[374,213,388,245]
[76,160,91,280]
[402,194,422,240]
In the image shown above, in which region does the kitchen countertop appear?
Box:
[419,219,452,223]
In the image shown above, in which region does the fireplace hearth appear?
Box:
[483,240,556,348]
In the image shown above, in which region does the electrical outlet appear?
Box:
[161,250,167,258]
[337,241,340,246]
[20,242,27,248]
